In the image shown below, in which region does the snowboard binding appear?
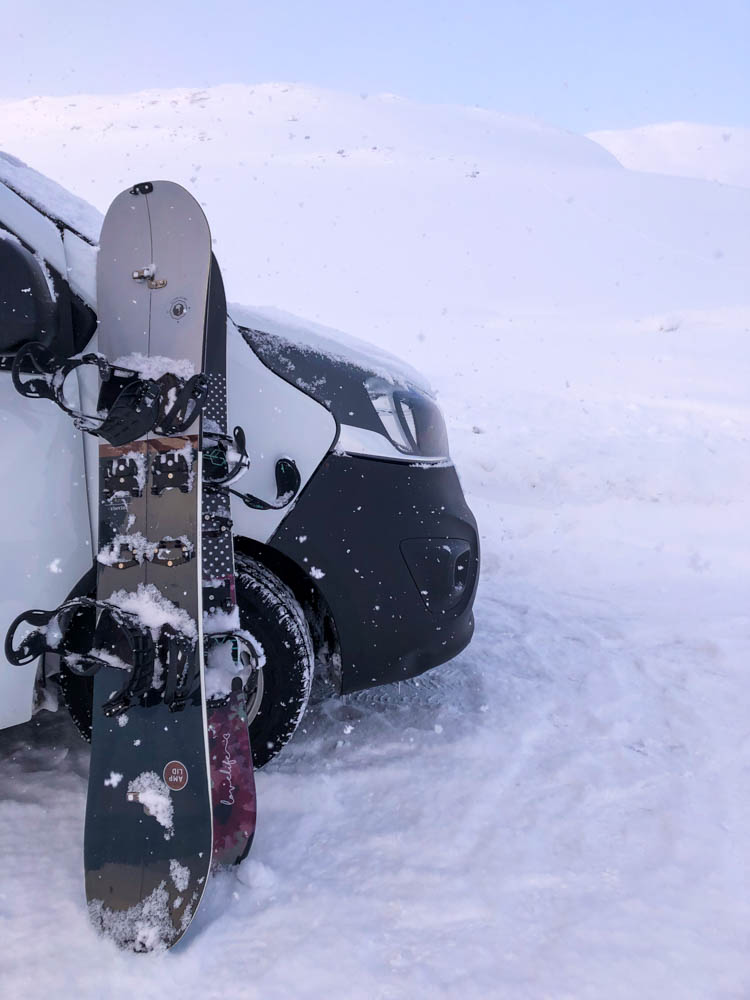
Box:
[12,342,208,446]
[4,597,199,716]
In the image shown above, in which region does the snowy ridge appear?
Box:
[589,121,750,189]
[2,82,747,339]
[0,83,622,175]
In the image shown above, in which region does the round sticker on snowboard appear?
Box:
[164,761,189,791]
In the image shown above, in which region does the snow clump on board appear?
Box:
[126,771,174,839]
[88,883,175,953]
[169,859,190,893]
[106,583,197,641]
[113,353,196,381]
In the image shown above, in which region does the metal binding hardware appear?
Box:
[11,343,163,447]
[102,457,143,500]
[11,343,208,447]
[203,578,235,615]
[110,544,139,570]
[4,599,156,716]
[153,537,194,567]
[202,512,232,540]
[132,265,167,290]
[151,450,192,495]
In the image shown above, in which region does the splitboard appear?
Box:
[4,180,266,951]
[84,181,213,951]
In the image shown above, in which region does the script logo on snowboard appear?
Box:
[163,761,189,791]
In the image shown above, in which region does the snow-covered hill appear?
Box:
[589,121,750,189]
[1,85,750,998]
[2,84,747,341]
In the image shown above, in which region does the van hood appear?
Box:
[229,303,430,394]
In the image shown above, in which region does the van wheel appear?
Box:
[235,552,314,768]
[59,555,314,769]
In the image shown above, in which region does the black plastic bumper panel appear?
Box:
[270,453,479,693]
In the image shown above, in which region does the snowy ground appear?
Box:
[2,85,750,998]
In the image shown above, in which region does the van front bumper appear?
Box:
[270,452,479,694]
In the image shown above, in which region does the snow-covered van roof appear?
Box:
[0,151,101,243]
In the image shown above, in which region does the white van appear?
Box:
[0,154,479,765]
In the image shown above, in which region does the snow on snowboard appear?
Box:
[5,181,257,950]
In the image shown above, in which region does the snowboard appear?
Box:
[200,255,257,868]
[84,180,214,951]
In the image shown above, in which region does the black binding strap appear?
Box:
[97,378,163,446]
[5,606,59,665]
[5,599,96,667]
[11,341,62,400]
[11,343,163,444]
[160,624,199,712]
[158,372,209,435]
[94,607,157,717]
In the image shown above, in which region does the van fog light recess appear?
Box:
[400,538,474,615]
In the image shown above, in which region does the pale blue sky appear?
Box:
[2,0,747,132]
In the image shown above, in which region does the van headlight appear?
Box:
[363,376,451,460]
[237,320,451,464]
